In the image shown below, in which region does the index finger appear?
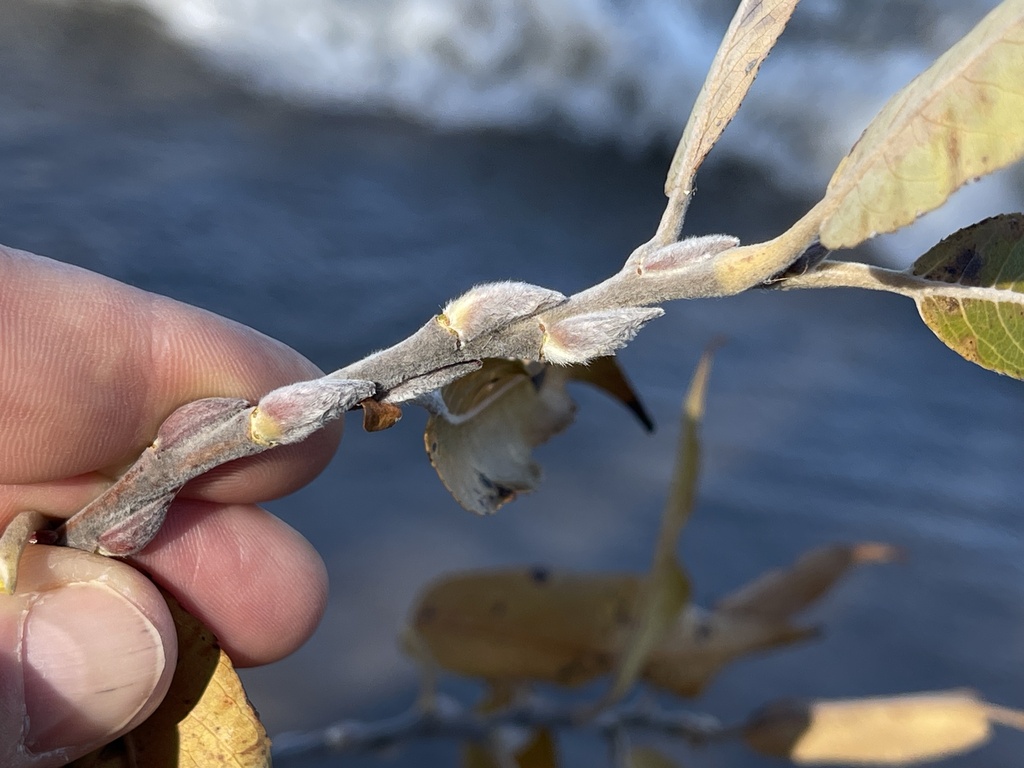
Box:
[0,245,339,503]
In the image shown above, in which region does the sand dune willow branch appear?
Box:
[0,234,738,592]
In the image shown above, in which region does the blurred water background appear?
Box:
[2,0,1024,765]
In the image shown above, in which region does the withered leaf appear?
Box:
[425,357,651,515]
[425,359,575,515]
[644,541,896,698]
[563,356,654,432]
[744,690,1024,765]
[406,540,893,698]
[601,350,713,705]
[715,542,901,619]
[361,397,403,432]
[410,567,641,687]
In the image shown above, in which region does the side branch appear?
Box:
[270,697,729,762]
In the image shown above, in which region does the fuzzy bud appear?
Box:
[636,234,739,274]
[540,307,664,365]
[438,282,567,346]
[251,377,376,446]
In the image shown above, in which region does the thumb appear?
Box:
[0,545,176,767]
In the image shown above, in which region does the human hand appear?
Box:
[0,245,337,766]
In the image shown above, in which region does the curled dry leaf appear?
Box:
[69,593,270,768]
[425,357,652,515]
[425,360,576,515]
[744,690,1024,765]
[361,397,404,432]
[645,542,900,698]
[567,356,654,432]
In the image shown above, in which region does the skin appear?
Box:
[0,245,336,765]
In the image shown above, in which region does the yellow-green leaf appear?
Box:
[820,0,1024,249]
[910,213,1024,378]
[744,690,1024,765]
[709,0,1024,296]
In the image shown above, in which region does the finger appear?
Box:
[0,546,176,767]
[129,498,329,667]
[0,245,339,496]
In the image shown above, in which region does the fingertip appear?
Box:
[0,546,176,767]
[131,500,328,666]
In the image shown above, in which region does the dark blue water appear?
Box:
[3,2,1024,766]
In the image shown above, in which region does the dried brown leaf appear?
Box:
[425,360,577,515]
[644,542,896,697]
[361,397,403,432]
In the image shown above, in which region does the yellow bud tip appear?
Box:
[248,407,283,446]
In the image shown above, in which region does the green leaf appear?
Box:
[911,213,1024,378]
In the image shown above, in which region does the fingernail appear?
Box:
[22,581,166,752]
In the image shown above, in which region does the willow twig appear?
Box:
[270,695,728,763]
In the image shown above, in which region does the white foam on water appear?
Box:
[47,0,1017,262]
